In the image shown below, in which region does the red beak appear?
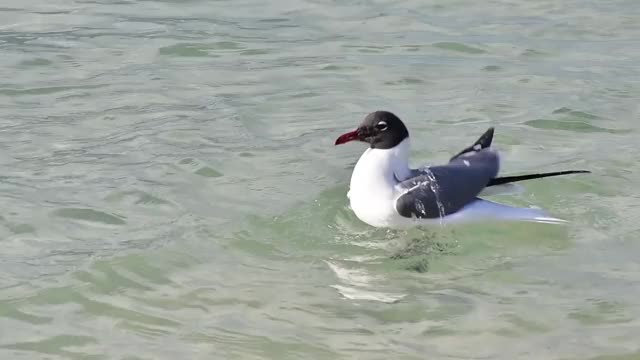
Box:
[334,130,360,145]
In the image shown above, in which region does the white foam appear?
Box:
[324,260,378,287]
[331,285,406,303]
[325,260,407,303]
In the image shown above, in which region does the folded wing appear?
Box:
[395,149,499,219]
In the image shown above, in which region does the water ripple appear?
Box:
[1,0,640,359]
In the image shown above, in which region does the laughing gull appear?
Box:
[335,111,589,228]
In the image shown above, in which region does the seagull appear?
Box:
[334,111,589,228]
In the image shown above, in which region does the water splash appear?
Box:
[419,167,447,223]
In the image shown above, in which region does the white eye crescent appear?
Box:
[375,121,388,131]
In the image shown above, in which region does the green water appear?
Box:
[1,0,640,359]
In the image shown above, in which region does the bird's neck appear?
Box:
[351,138,411,186]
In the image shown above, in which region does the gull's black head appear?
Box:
[335,111,409,149]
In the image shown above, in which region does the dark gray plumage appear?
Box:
[395,149,500,219]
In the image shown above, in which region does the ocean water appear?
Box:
[1,0,640,359]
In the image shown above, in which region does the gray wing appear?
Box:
[395,149,499,219]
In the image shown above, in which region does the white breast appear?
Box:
[347,139,412,228]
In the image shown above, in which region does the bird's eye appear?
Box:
[375,121,388,131]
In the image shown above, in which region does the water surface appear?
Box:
[1,0,640,359]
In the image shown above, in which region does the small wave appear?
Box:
[330,285,405,304]
[324,260,406,303]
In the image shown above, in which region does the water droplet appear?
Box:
[419,167,446,223]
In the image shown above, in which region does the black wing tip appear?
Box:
[450,126,496,162]
[478,127,495,146]
[550,170,591,175]
[488,169,591,186]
